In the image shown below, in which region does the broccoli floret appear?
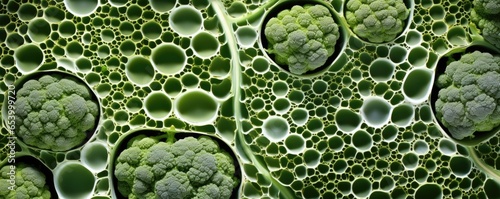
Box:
[264,4,340,75]
[14,75,99,151]
[435,51,500,139]
[345,0,409,43]
[471,0,500,48]
[114,135,239,199]
[0,163,51,199]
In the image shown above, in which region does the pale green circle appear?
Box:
[141,21,162,40]
[59,20,76,38]
[151,43,186,75]
[236,26,257,47]
[125,56,155,86]
[18,4,37,21]
[361,97,392,128]
[192,32,219,58]
[169,5,203,36]
[403,68,433,104]
[175,90,219,125]
[415,184,442,199]
[284,134,305,155]
[369,59,395,82]
[352,130,373,151]
[101,29,115,42]
[304,149,321,168]
[352,178,372,198]
[55,162,95,198]
[145,92,172,120]
[335,109,362,133]
[28,18,51,42]
[64,0,99,17]
[252,56,270,74]
[81,142,108,172]
[272,81,289,97]
[262,116,289,142]
[66,41,83,58]
[150,0,176,13]
[291,108,309,126]
[14,44,44,73]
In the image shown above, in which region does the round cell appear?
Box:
[126,97,143,112]
[369,59,395,82]
[262,116,289,142]
[54,162,95,199]
[100,29,115,43]
[75,57,92,73]
[403,68,433,104]
[236,26,257,47]
[18,4,37,21]
[151,43,186,75]
[119,22,135,35]
[406,30,422,46]
[28,18,51,42]
[307,118,323,133]
[65,41,83,58]
[312,80,328,94]
[250,98,265,111]
[408,46,428,67]
[389,45,408,63]
[352,178,372,198]
[391,103,414,127]
[64,0,99,17]
[81,142,108,172]
[304,149,321,168]
[361,97,392,128]
[125,56,155,86]
[59,20,76,38]
[414,140,429,155]
[175,90,219,125]
[402,152,419,169]
[429,5,445,20]
[119,39,136,56]
[145,92,172,120]
[449,156,472,177]
[14,44,44,73]
[6,33,24,49]
[192,32,219,59]
[163,78,182,97]
[109,0,127,7]
[352,130,373,151]
[291,108,309,126]
[252,56,270,74]
[415,184,442,199]
[284,134,305,155]
[335,109,362,133]
[438,138,456,155]
[126,5,142,21]
[272,81,289,97]
[97,45,110,58]
[273,98,291,114]
[169,5,203,36]
[432,21,448,36]
[150,0,176,12]
[141,21,162,40]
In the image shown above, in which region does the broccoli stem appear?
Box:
[229,0,279,25]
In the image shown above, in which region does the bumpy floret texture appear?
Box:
[435,51,500,139]
[0,164,51,199]
[264,4,339,75]
[114,136,239,199]
[14,75,99,151]
[345,0,409,43]
[471,0,500,49]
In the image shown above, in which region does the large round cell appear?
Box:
[81,142,108,172]
[236,26,258,48]
[192,32,219,59]
[151,43,186,75]
[141,21,162,40]
[64,0,99,17]
[54,162,95,199]
[415,184,442,199]
[403,68,433,104]
[369,59,395,82]
[14,44,44,73]
[125,56,155,86]
[28,18,51,42]
[145,92,172,120]
[174,90,219,125]
[169,5,203,36]
[361,97,392,128]
[18,4,37,21]
[284,134,305,155]
[150,0,176,12]
[262,116,290,142]
[335,109,362,133]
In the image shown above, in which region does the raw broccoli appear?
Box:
[114,132,239,199]
[471,0,500,49]
[345,0,409,43]
[0,163,52,199]
[435,51,500,140]
[264,4,340,75]
[14,75,99,151]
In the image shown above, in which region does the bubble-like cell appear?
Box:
[151,43,186,75]
[307,118,324,133]
[18,4,37,21]
[181,73,199,88]
[14,44,44,73]
[192,32,219,59]
[391,103,414,127]
[54,162,95,199]
[429,5,445,20]
[352,178,372,198]
[150,0,176,12]
[169,5,203,36]
[75,58,92,73]
[380,176,395,191]
[272,81,289,97]
[262,116,289,142]
[403,68,433,104]
[406,30,422,46]
[304,149,321,168]
[145,91,172,120]
[389,45,408,63]
[97,45,110,58]
[369,59,395,82]
[44,6,65,22]
[81,142,108,172]
[119,22,135,36]
[361,97,392,128]
[352,130,373,151]
[369,191,391,199]
[291,108,309,126]
[252,56,270,74]
[119,39,136,56]
[64,0,99,17]
[126,5,142,21]
[175,90,219,125]
[251,98,265,111]
[414,140,429,155]
[109,0,127,7]
[312,80,328,94]
[284,134,305,155]
[66,41,83,58]
[114,111,129,124]
[126,97,143,112]
[415,184,442,199]
[59,20,76,38]
[449,156,472,177]
[100,29,115,43]
[484,179,500,199]
[164,77,182,97]
[333,159,348,173]
[432,21,448,36]
[6,33,24,49]
[402,152,419,169]
[328,136,344,152]
[273,98,291,114]
[28,18,51,42]
[141,21,162,40]
[335,109,362,133]
[236,26,257,47]
[125,56,155,86]
[446,26,468,46]
[408,46,428,67]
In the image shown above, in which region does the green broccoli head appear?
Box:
[114,136,239,199]
[264,4,340,75]
[14,75,99,151]
[435,51,500,140]
[345,0,409,43]
[471,0,500,49]
[0,163,52,199]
